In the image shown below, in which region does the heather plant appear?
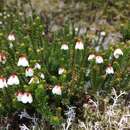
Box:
[0,6,130,130]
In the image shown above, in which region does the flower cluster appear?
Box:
[88,54,104,64]
[0,9,130,129]
[16,92,33,104]
[88,48,124,75]
[61,38,84,50]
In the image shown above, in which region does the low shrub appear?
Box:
[0,7,130,130]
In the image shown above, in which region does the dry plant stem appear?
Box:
[112,88,126,110]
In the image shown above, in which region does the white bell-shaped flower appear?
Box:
[88,54,95,61]
[34,63,41,69]
[40,73,45,79]
[0,77,7,88]
[17,56,29,67]
[61,44,69,50]
[25,67,34,77]
[58,68,65,75]
[20,92,33,104]
[100,31,106,36]
[95,56,103,64]
[113,48,123,59]
[75,41,84,50]
[106,66,114,75]
[8,33,15,41]
[52,85,62,95]
[7,74,20,85]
